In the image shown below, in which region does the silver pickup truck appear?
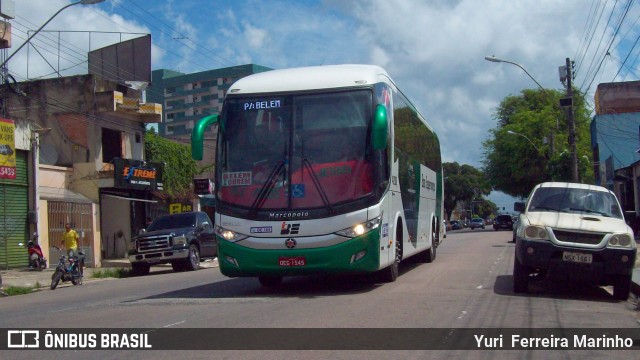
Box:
[128,211,217,275]
[513,182,636,300]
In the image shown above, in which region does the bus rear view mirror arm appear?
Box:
[192,114,219,160]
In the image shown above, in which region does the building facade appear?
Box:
[592,81,640,234]
[1,74,162,268]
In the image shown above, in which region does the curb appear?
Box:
[0,258,219,291]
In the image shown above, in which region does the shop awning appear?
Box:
[101,194,158,203]
[39,186,93,203]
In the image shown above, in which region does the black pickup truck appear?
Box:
[128,211,217,275]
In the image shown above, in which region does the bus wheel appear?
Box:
[427,225,438,263]
[417,224,437,263]
[380,238,400,282]
[258,276,282,288]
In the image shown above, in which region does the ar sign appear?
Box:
[170,203,193,214]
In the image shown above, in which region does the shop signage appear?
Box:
[193,178,213,195]
[170,203,193,214]
[0,118,16,180]
[113,158,164,191]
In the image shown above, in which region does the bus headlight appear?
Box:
[608,234,632,247]
[215,225,248,242]
[335,214,383,238]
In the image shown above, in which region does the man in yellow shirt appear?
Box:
[60,223,79,258]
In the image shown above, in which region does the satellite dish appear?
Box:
[39,143,59,165]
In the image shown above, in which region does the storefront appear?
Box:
[0,149,28,269]
[99,158,164,259]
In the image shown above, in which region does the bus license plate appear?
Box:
[279,256,306,267]
[562,251,592,264]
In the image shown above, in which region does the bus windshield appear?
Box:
[216,89,376,213]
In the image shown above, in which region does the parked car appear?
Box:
[470,218,485,230]
[128,211,217,275]
[513,182,636,300]
[450,220,462,230]
[493,214,513,231]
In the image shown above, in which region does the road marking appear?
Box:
[164,320,186,328]
[457,310,467,320]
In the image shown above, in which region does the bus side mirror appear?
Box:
[372,104,388,151]
[514,202,525,212]
[191,114,219,160]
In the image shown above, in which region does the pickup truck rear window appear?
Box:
[147,213,196,231]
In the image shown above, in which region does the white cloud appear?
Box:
[242,22,268,49]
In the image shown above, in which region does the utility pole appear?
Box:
[563,58,579,182]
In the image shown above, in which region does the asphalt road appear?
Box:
[2,229,639,359]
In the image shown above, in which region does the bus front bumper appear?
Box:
[217,229,382,277]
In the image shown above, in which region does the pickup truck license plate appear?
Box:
[278,256,306,267]
[562,251,592,264]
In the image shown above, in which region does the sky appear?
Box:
[5,0,640,209]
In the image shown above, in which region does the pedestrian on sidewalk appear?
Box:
[61,223,84,275]
[61,223,79,258]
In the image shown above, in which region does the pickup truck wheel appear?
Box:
[613,274,631,300]
[513,256,529,293]
[184,244,200,271]
[131,262,150,276]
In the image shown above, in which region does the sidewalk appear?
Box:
[0,258,219,290]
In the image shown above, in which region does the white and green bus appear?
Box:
[192,64,443,287]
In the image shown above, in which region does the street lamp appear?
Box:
[507,130,547,158]
[0,0,105,69]
[486,55,581,182]
[507,130,549,160]
[484,56,546,91]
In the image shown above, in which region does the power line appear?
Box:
[581,0,635,94]
[125,0,234,68]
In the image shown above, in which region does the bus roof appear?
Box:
[227,64,393,94]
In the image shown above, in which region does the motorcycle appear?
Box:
[50,246,84,290]
[18,233,47,271]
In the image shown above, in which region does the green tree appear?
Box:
[483,88,593,198]
[443,162,492,221]
[473,199,497,219]
[144,132,198,198]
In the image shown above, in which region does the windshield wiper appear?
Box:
[302,158,334,215]
[249,160,285,215]
[531,206,567,212]
[568,207,610,217]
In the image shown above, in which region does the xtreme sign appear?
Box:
[113,158,164,191]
